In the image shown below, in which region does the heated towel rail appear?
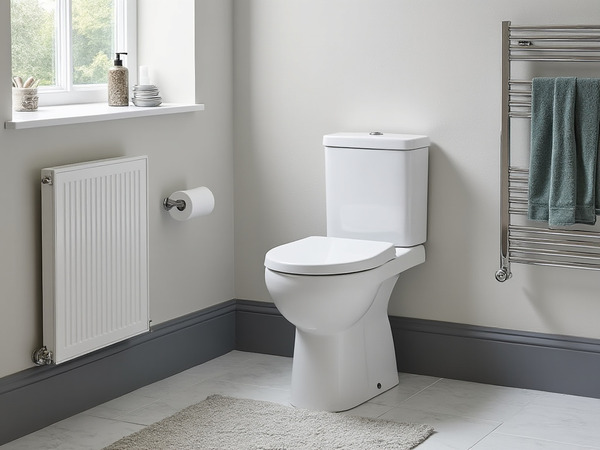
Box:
[496,21,600,281]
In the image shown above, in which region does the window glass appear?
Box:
[11,0,56,87]
[72,0,114,85]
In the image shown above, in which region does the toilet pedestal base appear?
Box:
[290,277,400,412]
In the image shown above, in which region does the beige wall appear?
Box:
[233,1,600,338]
[3,0,600,382]
[0,0,234,378]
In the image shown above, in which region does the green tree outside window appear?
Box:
[11,0,114,87]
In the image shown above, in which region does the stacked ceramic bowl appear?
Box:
[132,85,162,107]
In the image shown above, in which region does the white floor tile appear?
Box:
[529,389,600,413]
[340,401,395,419]
[4,350,600,450]
[1,414,144,450]
[380,405,501,450]
[214,353,292,389]
[396,378,536,422]
[112,399,183,427]
[369,372,442,407]
[472,432,600,450]
[496,403,600,447]
[84,390,158,420]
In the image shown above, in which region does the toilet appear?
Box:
[264,132,429,412]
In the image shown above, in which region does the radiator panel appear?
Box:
[41,156,149,364]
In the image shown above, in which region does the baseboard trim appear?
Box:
[4,298,600,445]
[235,300,600,399]
[235,299,295,357]
[0,300,237,445]
[389,316,600,398]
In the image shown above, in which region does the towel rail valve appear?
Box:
[495,266,511,282]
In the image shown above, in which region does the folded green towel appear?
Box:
[528,77,600,227]
[575,78,600,222]
[528,77,560,223]
[548,77,577,226]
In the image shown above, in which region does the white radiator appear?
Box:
[38,156,149,365]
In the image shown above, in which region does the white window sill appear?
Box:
[4,102,205,130]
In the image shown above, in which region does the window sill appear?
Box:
[4,102,205,130]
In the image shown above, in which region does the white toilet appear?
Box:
[264,132,429,412]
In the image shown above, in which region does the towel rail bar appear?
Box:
[510,33,600,39]
[508,258,600,271]
[509,167,529,173]
[508,208,528,215]
[510,25,600,31]
[508,112,532,119]
[510,56,600,62]
[510,247,600,261]
[511,45,600,50]
[510,242,600,255]
[510,237,600,249]
[496,21,600,281]
[510,38,600,44]
[509,225,600,240]
[509,199,527,205]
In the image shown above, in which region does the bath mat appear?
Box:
[103,394,434,450]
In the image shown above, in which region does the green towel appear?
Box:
[528,77,600,227]
[548,77,577,226]
[575,78,600,222]
[528,77,557,223]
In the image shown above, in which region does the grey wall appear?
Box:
[233,1,600,339]
[0,0,234,379]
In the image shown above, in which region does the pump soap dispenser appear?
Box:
[108,52,129,106]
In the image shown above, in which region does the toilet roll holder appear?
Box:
[163,186,215,220]
[162,197,186,211]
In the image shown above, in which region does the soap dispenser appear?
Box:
[108,52,129,106]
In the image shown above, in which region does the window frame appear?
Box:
[12,0,137,107]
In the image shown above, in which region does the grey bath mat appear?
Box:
[103,394,434,449]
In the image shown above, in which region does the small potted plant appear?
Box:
[12,76,39,111]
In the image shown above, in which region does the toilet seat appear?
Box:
[264,236,396,275]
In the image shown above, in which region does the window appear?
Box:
[11,0,136,106]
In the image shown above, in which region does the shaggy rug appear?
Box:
[103,394,434,449]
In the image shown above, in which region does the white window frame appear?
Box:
[35,0,137,106]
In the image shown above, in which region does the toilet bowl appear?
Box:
[265,236,424,334]
[265,236,425,411]
[264,132,429,411]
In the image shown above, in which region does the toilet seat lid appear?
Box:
[264,236,396,275]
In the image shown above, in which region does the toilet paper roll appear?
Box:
[168,186,215,221]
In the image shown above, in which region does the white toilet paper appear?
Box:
[168,186,215,221]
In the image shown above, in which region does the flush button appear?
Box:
[369,131,383,135]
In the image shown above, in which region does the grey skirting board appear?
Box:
[3,298,600,445]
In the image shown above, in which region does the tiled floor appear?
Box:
[3,351,600,449]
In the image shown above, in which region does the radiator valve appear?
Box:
[32,346,54,366]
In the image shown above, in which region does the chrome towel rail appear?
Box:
[496,21,600,282]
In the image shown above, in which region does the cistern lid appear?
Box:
[264,236,396,275]
[323,132,430,150]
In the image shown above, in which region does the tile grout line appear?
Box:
[399,377,445,403]
[467,422,504,449]
[369,377,444,419]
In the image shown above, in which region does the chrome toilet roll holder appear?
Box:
[162,197,186,211]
